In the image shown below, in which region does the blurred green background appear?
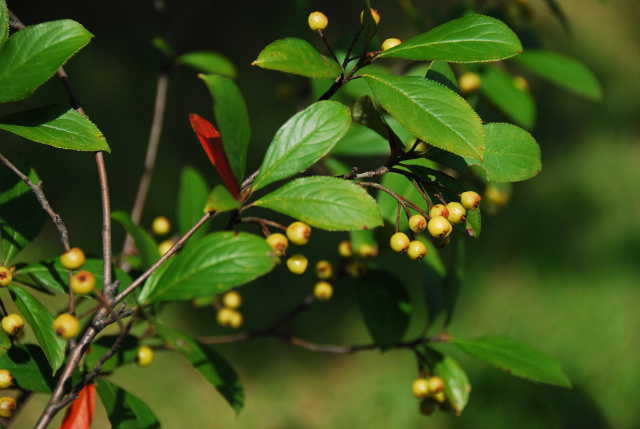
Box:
[2,0,640,427]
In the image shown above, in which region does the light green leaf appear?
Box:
[199,74,250,182]
[463,123,541,182]
[0,0,8,47]
[423,347,471,415]
[252,176,383,231]
[0,105,109,152]
[361,73,485,160]
[252,101,351,192]
[204,185,240,213]
[450,335,572,387]
[252,37,342,79]
[112,211,160,271]
[178,167,211,241]
[465,205,481,238]
[513,49,602,100]
[0,344,57,393]
[8,286,66,374]
[177,51,236,78]
[480,66,536,129]
[0,20,93,102]
[138,231,276,304]
[377,15,522,63]
[95,378,160,429]
[426,61,458,92]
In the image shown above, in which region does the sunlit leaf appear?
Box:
[95,378,160,429]
[423,347,471,415]
[480,66,535,129]
[252,38,342,79]
[178,167,210,241]
[204,185,240,213]
[177,51,236,77]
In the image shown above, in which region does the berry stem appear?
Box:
[317,29,342,71]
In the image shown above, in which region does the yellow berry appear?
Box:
[412,378,430,399]
[286,221,311,246]
[408,214,427,233]
[313,281,333,301]
[1,314,23,336]
[151,216,171,235]
[389,232,410,253]
[458,71,482,94]
[360,8,380,25]
[0,370,13,389]
[338,240,352,258]
[346,261,366,278]
[0,396,16,418]
[315,260,333,280]
[485,184,509,206]
[222,290,242,309]
[70,270,96,295]
[308,11,328,31]
[53,313,80,339]
[0,267,11,287]
[217,308,243,329]
[60,247,86,270]
[266,233,289,257]
[382,38,402,51]
[446,202,467,224]
[357,243,378,259]
[427,216,452,238]
[136,345,154,367]
[428,204,449,219]
[407,240,427,260]
[427,376,445,393]
[158,240,174,256]
[513,75,529,92]
[287,254,308,275]
[460,191,481,211]
[432,390,447,404]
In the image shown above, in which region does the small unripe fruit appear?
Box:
[458,71,481,94]
[158,240,174,256]
[432,390,447,404]
[151,216,171,235]
[222,290,242,309]
[357,243,378,259]
[428,204,449,219]
[427,216,452,238]
[407,241,427,260]
[428,376,445,393]
[315,260,333,280]
[360,9,380,25]
[446,202,467,224]
[286,221,311,246]
[313,281,333,301]
[70,270,96,295]
[389,232,410,253]
[136,345,154,367]
[346,261,366,278]
[0,370,13,389]
[338,241,352,258]
[308,11,328,31]
[1,314,23,336]
[217,308,243,329]
[412,377,430,398]
[408,214,427,233]
[382,38,402,51]
[513,75,529,92]
[53,313,80,339]
[266,233,288,257]
[60,247,86,270]
[460,191,481,211]
[432,235,451,249]
[0,396,16,418]
[286,254,308,275]
[0,267,11,287]
[485,184,509,206]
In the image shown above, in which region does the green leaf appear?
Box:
[463,123,541,182]
[84,335,139,373]
[513,50,602,100]
[425,148,468,173]
[151,36,174,58]
[8,285,66,374]
[331,122,390,157]
[449,335,572,387]
[351,95,389,139]
[361,73,485,160]
[152,322,244,414]
[423,347,471,415]
[252,101,351,192]
[426,61,458,92]
[376,171,423,231]
[0,0,8,47]
[0,344,57,393]
[204,185,240,213]
[252,37,342,79]
[377,15,522,63]
[0,20,93,102]
[138,231,276,304]
[177,51,236,78]
[0,328,8,358]
[0,161,45,265]
[421,240,446,324]
[361,1,378,44]
[443,239,464,327]
[112,211,160,271]
[465,206,481,238]
[199,74,250,182]
[357,271,411,349]
[95,378,160,429]
[252,176,383,231]
[177,167,210,241]
[480,66,535,129]
[0,105,109,152]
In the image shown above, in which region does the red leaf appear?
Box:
[189,113,240,199]
[60,384,96,429]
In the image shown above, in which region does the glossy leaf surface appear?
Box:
[480,66,535,129]
[426,61,458,92]
[95,378,160,429]
[177,167,210,241]
[0,344,57,393]
[177,51,236,77]
[204,185,240,213]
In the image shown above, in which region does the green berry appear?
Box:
[1,314,23,336]
[460,191,481,211]
[136,346,154,368]
[407,240,427,260]
[286,221,311,246]
[427,216,452,238]
[70,270,96,295]
[0,267,12,287]
[412,378,430,398]
[266,233,289,257]
[382,38,402,51]
[53,313,79,339]
[313,281,333,301]
[315,260,333,280]
[287,254,308,275]
[60,247,86,270]
[389,232,410,253]
[446,202,466,224]
[308,11,328,31]
[408,214,427,233]
[428,204,449,219]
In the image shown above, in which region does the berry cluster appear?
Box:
[217,290,243,329]
[412,376,450,415]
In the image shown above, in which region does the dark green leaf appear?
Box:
[252,176,383,231]
[423,347,471,415]
[377,15,522,63]
[252,37,342,79]
[351,95,389,139]
[463,123,541,182]
[199,74,250,182]
[8,285,66,374]
[0,161,44,265]
[425,147,468,173]
[112,211,160,271]
[84,335,139,373]
[330,122,390,157]
[138,231,277,304]
[542,0,568,30]
[252,101,351,192]
[480,66,535,129]
[177,51,236,77]
[95,378,160,429]
[361,1,378,44]
[0,105,109,152]
[151,36,174,58]
[513,50,602,100]
[0,327,8,358]
[0,0,8,47]
[443,239,464,327]
[421,240,446,324]
[449,335,572,387]
[152,322,244,414]
[0,344,57,393]
[0,20,93,102]
[177,167,210,241]
[465,206,481,238]
[357,271,411,349]
[361,73,485,160]
[204,185,240,213]
[426,61,458,92]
